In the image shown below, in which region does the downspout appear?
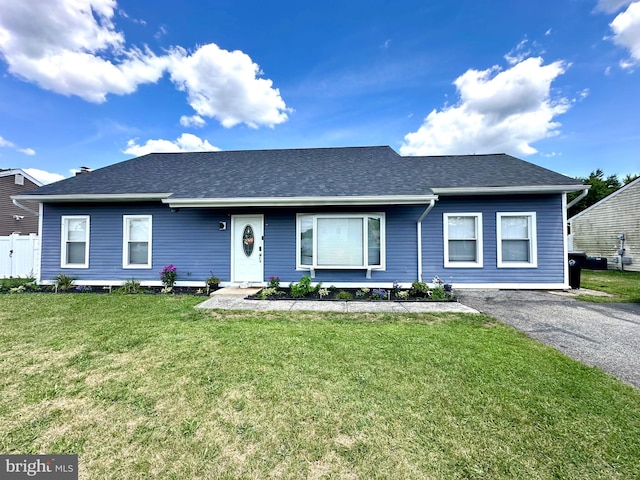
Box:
[12,198,39,217]
[566,187,589,211]
[417,199,436,283]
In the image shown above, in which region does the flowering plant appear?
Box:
[160,264,177,288]
[371,288,388,300]
[268,276,280,289]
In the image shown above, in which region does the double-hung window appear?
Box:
[297,213,385,270]
[443,213,483,268]
[497,212,537,268]
[123,215,152,268]
[61,216,89,268]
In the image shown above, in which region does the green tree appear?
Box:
[622,173,639,185]
[568,169,621,218]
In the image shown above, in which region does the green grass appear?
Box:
[578,269,640,302]
[1,294,639,479]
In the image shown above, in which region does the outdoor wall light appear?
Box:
[219,221,227,230]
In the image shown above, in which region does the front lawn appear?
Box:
[1,294,639,479]
[579,269,640,302]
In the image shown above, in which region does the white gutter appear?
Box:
[432,184,587,195]
[164,194,438,208]
[417,198,437,283]
[12,198,39,216]
[566,187,590,212]
[11,193,172,203]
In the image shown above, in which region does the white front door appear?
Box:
[232,215,264,284]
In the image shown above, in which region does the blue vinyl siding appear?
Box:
[423,195,565,284]
[40,195,566,286]
[262,206,423,283]
[41,203,231,283]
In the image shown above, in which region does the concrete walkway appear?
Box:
[196,287,479,313]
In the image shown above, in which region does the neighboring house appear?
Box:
[12,146,586,288]
[0,168,42,236]
[569,176,639,272]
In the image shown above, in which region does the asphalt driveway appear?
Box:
[458,290,640,389]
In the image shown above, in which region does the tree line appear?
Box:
[568,170,639,218]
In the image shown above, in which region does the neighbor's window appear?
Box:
[297,213,384,269]
[61,216,89,268]
[443,213,483,268]
[123,215,152,268]
[496,212,537,268]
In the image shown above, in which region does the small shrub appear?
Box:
[258,287,285,300]
[289,275,315,298]
[396,290,410,300]
[117,279,144,294]
[355,287,370,298]
[1,277,39,293]
[9,285,26,294]
[335,290,354,300]
[160,265,177,288]
[430,286,448,300]
[268,276,280,288]
[410,281,429,295]
[55,274,75,292]
[370,288,388,300]
[318,288,329,299]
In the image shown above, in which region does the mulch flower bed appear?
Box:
[247,286,457,302]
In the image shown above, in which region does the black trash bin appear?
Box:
[568,252,587,289]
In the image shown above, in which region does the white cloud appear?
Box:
[179,115,206,128]
[123,133,220,156]
[0,0,289,127]
[0,135,14,148]
[609,2,640,66]
[400,57,570,157]
[0,134,35,156]
[167,44,290,128]
[596,0,633,13]
[23,168,65,184]
[0,0,168,102]
[504,39,532,65]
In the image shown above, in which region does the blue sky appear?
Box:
[0,0,638,184]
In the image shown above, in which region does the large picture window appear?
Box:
[443,213,483,268]
[123,215,152,268]
[497,212,537,268]
[61,216,89,268]
[297,213,384,270]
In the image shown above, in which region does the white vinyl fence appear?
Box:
[0,233,40,279]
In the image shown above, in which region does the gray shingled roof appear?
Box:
[18,146,583,200]
[408,154,583,189]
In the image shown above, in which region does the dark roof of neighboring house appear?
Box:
[15,146,584,203]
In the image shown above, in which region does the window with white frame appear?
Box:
[443,213,483,268]
[123,215,152,268]
[496,212,537,268]
[297,213,385,269]
[61,216,89,268]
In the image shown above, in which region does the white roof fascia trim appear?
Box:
[432,185,587,195]
[0,168,43,186]
[164,195,439,207]
[569,176,640,222]
[11,193,173,202]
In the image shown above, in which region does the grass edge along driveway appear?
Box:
[1,294,639,479]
